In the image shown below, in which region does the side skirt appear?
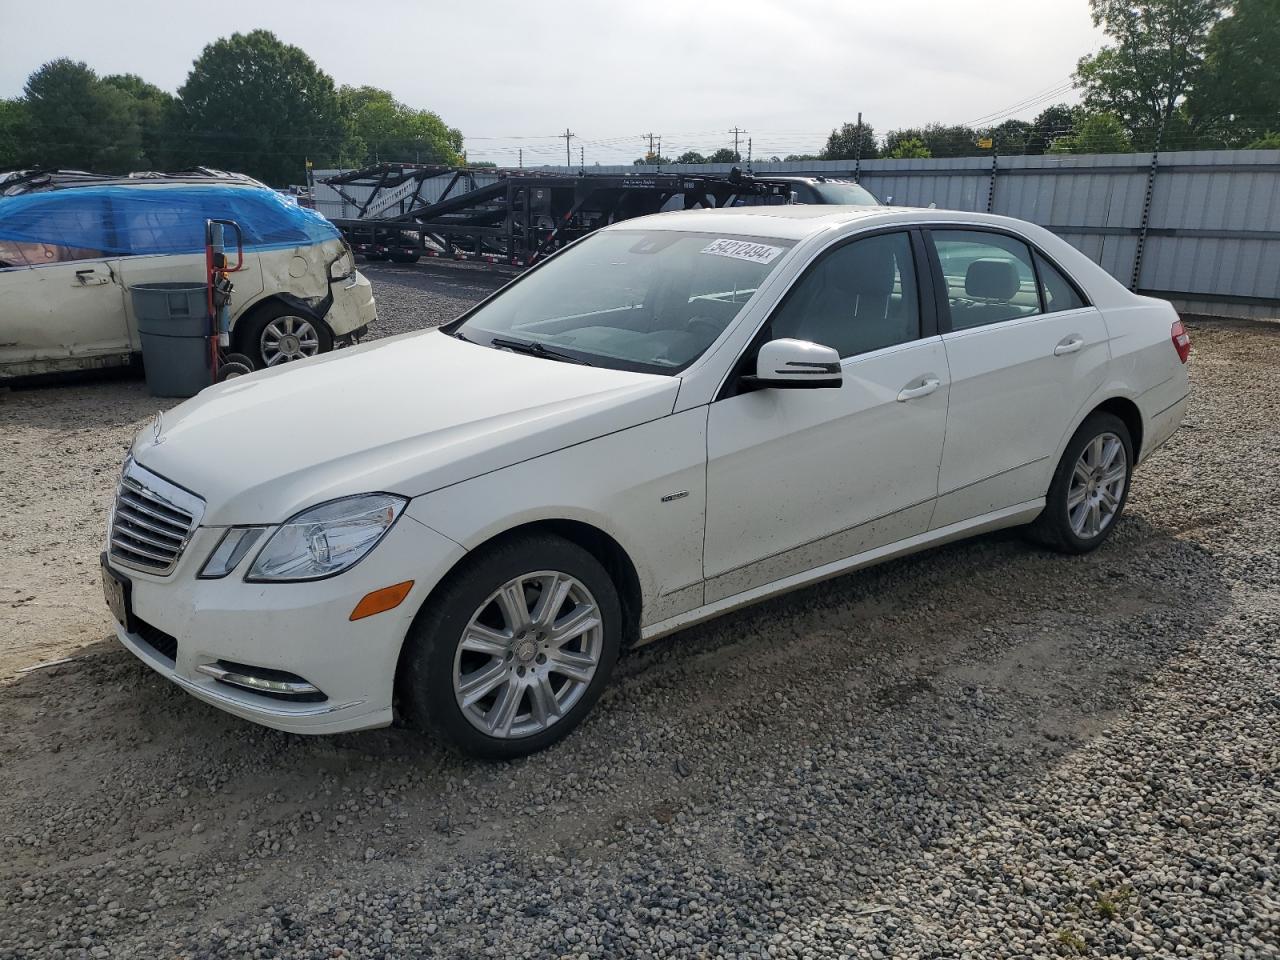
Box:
[637,499,1045,646]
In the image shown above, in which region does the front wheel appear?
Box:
[399,534,622,759]
[236,304,333,369]
[1029,412,1133,554]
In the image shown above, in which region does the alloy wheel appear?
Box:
[452,570,603,739]
[260,316,321,366]
[1067,431,1127,538]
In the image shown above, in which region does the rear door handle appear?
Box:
[1054,336,1084,356]
[897,377,941,402]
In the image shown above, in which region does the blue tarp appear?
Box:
[0,185,340,267]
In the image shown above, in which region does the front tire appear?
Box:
[400,534,622,759]
[236,304,333,369]
[1030,412,1133,554]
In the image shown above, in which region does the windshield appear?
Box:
[449,229,795,375]
[808,181,879,205]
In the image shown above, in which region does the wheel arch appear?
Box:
[1092,395,1144,461]
[231,293,334,354]
[391,517,644,722]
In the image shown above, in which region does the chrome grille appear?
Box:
[108,459,205,575]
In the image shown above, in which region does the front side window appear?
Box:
[932,229,1040,330]
[0,194,116,267]
[766,231,920,359]
[451,230,795,375]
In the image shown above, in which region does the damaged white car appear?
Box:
[0,170,376,378]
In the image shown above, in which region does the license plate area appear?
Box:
[101,553,134,632]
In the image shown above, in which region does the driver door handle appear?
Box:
[1054,335,1084,356]
[897,377,940,402]
[74,268,109,287]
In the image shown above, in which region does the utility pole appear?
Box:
[518,148,523,169]
[854,111,863,181]
[644,132,655,158]
[730,126,747,160]
[561,128,575,168]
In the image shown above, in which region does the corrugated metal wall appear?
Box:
[317,150,1280,318]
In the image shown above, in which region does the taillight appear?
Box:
[1171,320,1191,364]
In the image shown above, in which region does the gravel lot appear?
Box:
[0,263,1276,959]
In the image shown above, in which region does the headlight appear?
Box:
[199,527,268,579]
[246,494,407,582]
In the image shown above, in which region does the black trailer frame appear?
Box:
[324,164,791,268]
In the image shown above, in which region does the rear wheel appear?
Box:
[388,250,421,264]
[400,534,622,759]
[1029,412,1133,554]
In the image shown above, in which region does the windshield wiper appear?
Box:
[487,336,592,366]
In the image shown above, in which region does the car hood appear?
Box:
[131,330,678,526]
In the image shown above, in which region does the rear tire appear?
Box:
[399,534,622,759]
[1029,412,1133,554]
[388,251,421,264]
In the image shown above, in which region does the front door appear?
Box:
[703,230,949,602]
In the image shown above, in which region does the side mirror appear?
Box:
[745,338,842,389]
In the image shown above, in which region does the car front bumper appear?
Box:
[326,270,377,338]
[109,513,464,735]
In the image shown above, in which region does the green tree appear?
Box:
[1028,103,1078,153]
[1246,131,1280,149]
[886,137,931,159]
[707,148,741,163]
[885,123,981,158]
[102,74,179,169]
[177,30,349,184]
[1075,0,1227,147]
[820,121,879,160]
[783,153,821,162]
[632,153,672,165]
[341,85,461,166]
[23,59,142,172]
[1048,111,1133,153]
[1188,0,1280,144]
[675,150,707,164]
[979,118,1034,154]
[0,98,29,171]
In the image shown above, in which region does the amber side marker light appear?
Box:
[350,580,415,621]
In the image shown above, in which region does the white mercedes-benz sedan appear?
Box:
[103,205,1191,758]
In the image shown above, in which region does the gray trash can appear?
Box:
[129,283,211,398]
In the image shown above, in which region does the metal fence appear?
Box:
[317,150,1280,319]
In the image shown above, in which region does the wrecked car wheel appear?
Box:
[238,305,333,369]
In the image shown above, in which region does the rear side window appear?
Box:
[1035,252,1088,312]
[767,231,920,359]
[931,229,1040,330]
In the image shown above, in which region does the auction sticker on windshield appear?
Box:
[701,238,785,264]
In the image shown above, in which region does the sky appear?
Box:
[0,0,1105,165]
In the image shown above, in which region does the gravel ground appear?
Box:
[0,265,1276,959]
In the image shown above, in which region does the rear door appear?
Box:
[926,227,1109,527]
[0,193,131,376]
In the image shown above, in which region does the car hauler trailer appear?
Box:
[323,164,791,268]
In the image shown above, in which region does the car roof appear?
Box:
[605,205,1045,242]
[1,168,266,197]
